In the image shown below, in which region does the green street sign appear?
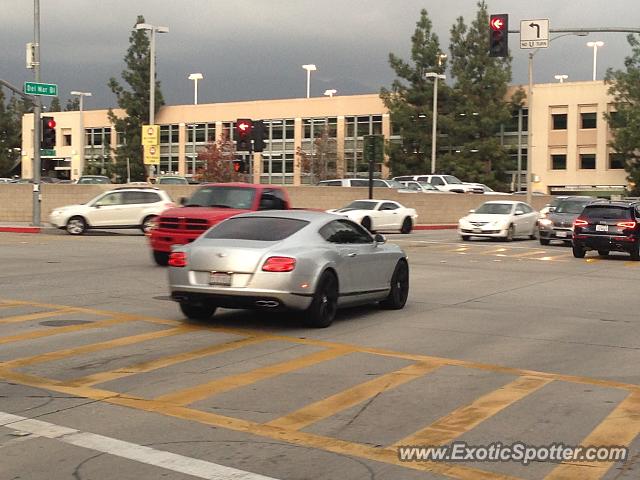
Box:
[40,149,56,157]
[24,81,58,97]
[363,135,384,163]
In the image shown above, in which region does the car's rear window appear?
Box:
[582,206,632,220]
[204,217,309,241]
[555,200,591,214]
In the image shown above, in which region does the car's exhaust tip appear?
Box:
[255,300,280,308]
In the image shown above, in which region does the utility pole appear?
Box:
[32,0,42,226]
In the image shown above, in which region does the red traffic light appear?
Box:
[233,161,241,172]
[236,119,253,138]
[47,119,56,128]
[490,16,505,31]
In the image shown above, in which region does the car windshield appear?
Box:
[186,186,255,209]
[158,177,187,184]
[79,177,109,184]
[555,200,591,214]
[582,206,632,220]
[443,175,463,184]
[344,201,377,210]
[386,180,404,188]
[475,203,513,215]
[204,217,308,241]
[418,182,438,190]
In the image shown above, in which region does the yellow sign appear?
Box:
[144,145,160,165]
[141,125,159,146]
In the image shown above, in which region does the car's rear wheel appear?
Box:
[598,249,609,256]
[539,238,550,246]
[305,271,338,328]
[361,217,372,232]
[572,245,586,258]
[153,250,169,266]
[141,215,157,234]
[380,259,409,310]
[179,302,216,320]
[66,216,87,235]
[400,217,413,234]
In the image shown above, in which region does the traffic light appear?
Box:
[235,118,253,152]
[41,116,56,149]
[232,159,246,173]
[252,120,267,153]
[489,14,508,57]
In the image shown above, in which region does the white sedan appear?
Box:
[458,200,539,241]
[327,199,418,234]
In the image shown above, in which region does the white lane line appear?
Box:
[0,412,278,480]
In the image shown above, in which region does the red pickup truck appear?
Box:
[148,183,291,265]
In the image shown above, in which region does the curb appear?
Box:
[414,224,457,230]
[0,226,42,234]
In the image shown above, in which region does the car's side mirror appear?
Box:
[179,197,187,206]
[515,210,524,216]
[374,233,386,244]
[548,206,556,213]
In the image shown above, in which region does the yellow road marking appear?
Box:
[0,308,80,324]
[624,261,640,267]
[393,376,553,447]
[0,302,23,309]
[510,249,549,258]
[266,361,440,431]
[0,369,521,480]
[3,326,197,369]
[155,346,354,406]
[544,392,640,480]
[480,247,509,255]
[585,258,600,264]
[66,336,267,387]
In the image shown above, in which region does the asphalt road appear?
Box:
[0,229,638,480]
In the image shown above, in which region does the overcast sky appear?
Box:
[2,1,639,109]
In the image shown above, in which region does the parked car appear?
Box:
[49,186,174,235]
[397,180,446,193]
[392,174,480,193]
[466,183,510,195]
[538,196,598,245]
[458,200,539,241]
[168,210,409,327]
[327,199,418,233]
[149,183,291,265]
[0,178,14,183]
[76,175,111,184]
[317,178,404,189]
[539,196,568,218]
[572,200,640,260]
[155,176,189,185]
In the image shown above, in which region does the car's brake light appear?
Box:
[168,251,187,267]
[617,221,636,229]
[573,218,588,227]
[262,256,296,272]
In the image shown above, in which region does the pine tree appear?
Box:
[439,0,515,190]
[380,9,447,176]
[0,91,25,177]
[65,97,80,111]
[605,33,640,195]
[49,97,61,112]
[108,15,165,182]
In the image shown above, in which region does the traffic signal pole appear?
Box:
[32,0,42,226]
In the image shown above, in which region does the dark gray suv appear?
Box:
[538,196,597,245]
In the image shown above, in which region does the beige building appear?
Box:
[21,81,627,194]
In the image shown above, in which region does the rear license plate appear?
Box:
[473,228,482,233]
[556,231,568,238]
[209,272,232,286]
[595,225,608,232]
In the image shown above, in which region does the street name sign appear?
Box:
[23,82,58,96]
[520,19,549,49]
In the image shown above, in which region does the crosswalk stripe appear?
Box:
[155,346,354,406]
[392,376,552,447]
[265,361,440,431]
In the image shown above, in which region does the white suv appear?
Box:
[317,178,404,188]
[49,186,175,235]
[392,174,481,193]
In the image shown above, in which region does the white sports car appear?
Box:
[327,199,418,233]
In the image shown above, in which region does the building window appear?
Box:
[581,112,597,129]
[609,153,625,169]
[580,153,596,169]
[85,127,112,166]
[552,113,567,130]
[551,154,567,170]
[260,119,296,184]
[344,115,384,177]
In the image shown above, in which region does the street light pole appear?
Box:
[302,64,316,98]
[32,0,42,226]
[136,23,169,178]
[586,41,604,81]
[554,74,568,83]
[425,72,446,174]
[70,91,91,179]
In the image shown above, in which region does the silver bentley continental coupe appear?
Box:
[168,210,409,327]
